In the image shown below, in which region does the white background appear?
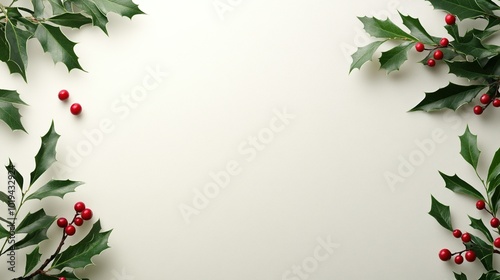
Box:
[2,0,500,279]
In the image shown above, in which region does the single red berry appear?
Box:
[65,225,76,236]
[415,42,425,52]
[81,208,93,220]
[433,50,444,60]
[476,200,486,210]
[59,277,67,280]
[439,38,449,47]
[439,248,452,261]
[474,105,484,115]
[494,237,500,248]
[74,201,86,212]
[70,103,82,115]
[58,90,69,101]
[454,254,464,264]
[427,59,436,67]
[480,94,492,104]
[461,232,471,243]
[445,14,456,25]
[74,217,84,226]
[452,229,462,238]
[465,250,476,262]
[492,217,500,228]
[493,99,500,107]
[57,217,68,228]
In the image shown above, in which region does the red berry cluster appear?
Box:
[439,199,500,264]
[472,93,500,115]
[56,201,93,236]
[414,14,455,67]
[58,89,82,115]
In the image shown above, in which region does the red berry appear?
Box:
[465,250,476,262]
[433,50,444,60]
[476,200,486,210]
[415,42,425,52]
[439,38,449,47]
[81,208,93,220]
[454,254,464,264]
[57,217,68,228]
[493,99,500,107]
[74,201,86,212]
[480,94,491,104]
[427,59,436,67]
[452,229,462,238]
[65,225,76,236]
[494,237,500,248]
[439,248,452,261]
[58,90,69,101]
[445,14,456,25]
[492,217,500,228]
[74,217,84,226]
[461,232,471,243]
[474,105,484,115]
[70,103,82,115]
[59,277,67,280]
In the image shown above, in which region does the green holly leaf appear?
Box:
[452,36,497,62]
[476,0,500,15]
[5,19,31,81]
[34,23,83,72]
[358,16,416,41]
[466,234,494,271]
[490,183,500,213]
[0,223,10,240]
[399,12,437,45]
[53,220,112,270]
[92,0,144,18]
[0,89,27,132]
[479,272,500,280]
[469,216,493,242]
[48,13,92,28]
[379,42,413,73]
[70,0,109,34]
[0,191,10,206]
[29,121,60,186]
[6,159,24,191]
[459,126,481,170]
[32,0,46,18]
[446,60,492,80]
[428,195,453,231]
[26,179,84,201]
[0,24,10,62]
[487,148,500,186]
[13,209,56,250]
[486,17,500,30]
[454,272,468,280]
[410,83,486,112]
[349,40,386,73]
[46,0,67,15]
[445,24,460,43]
[24,246,41,276]
[439,172,484,200]
[425,0,495,19]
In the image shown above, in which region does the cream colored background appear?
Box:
[2,0,500,279]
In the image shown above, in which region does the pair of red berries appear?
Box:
[56,201,93,236]
[473,94,500,115]
[439,248,476,263]
[58,89,82,115]
[475,200,500,227]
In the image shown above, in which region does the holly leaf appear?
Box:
[0,89,27,132]
[24,246,41,276]
[32,0,46,18]
[48,13,92,28]
[0,24,9,62]
[459,126,481,170]
[349,40,386,73]
[479,272,500,280]
[439,172,484,200]
[70,0,109,34]
[34,23,83,72]
[13,209,56,250]
[358,16,416,41]
[447,61,492,80]
[490,183,500,213]
[469,216,493,242]
[425,0,495,19]
[91,0,144,18]
[26,179,84,201]
[53,220,112,270]
[6,159,24,191]
[466,234,494,271]
[454,272,468,280]
[487,148,500,186]
[29,121,60,186]
[0,191,10,206]
[452,36,497,62]
[410,83,486,112]
[379,42,413,73]
[428,195,453,231]
[399,12,437,45]
[46,0,67,15]
[5,20,31,81]
[0,223,9,240]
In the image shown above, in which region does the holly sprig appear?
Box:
[0,0,143,132]
[429,126,500,279]
[0,121,111,280]
[350,0,500,114]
